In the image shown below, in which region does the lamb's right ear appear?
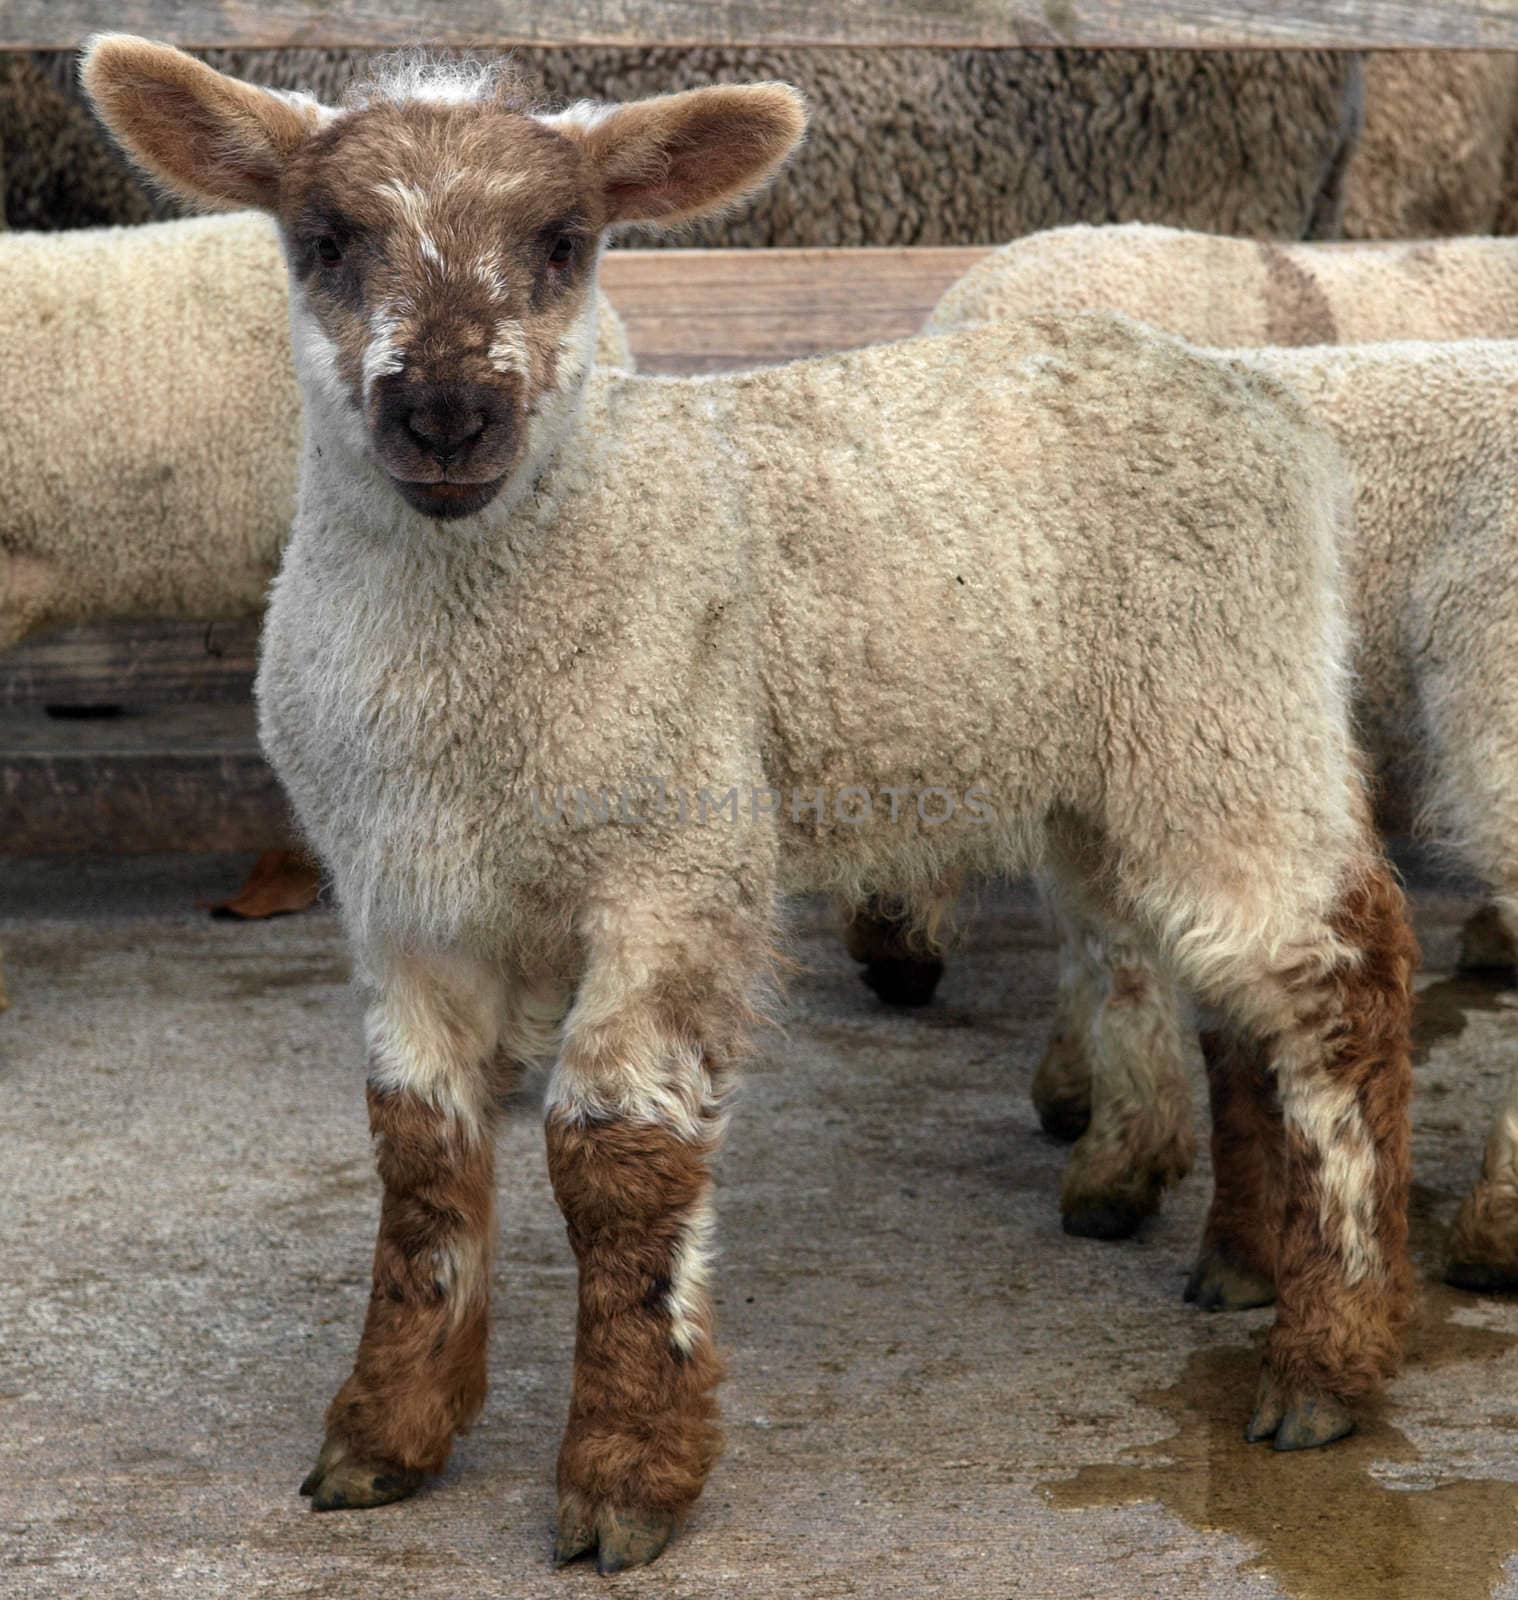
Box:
[81,34,321,211]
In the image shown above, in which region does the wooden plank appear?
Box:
[8,1,1518,51]
[0,705,289,854]
[602,245,993,375]
[0,618,259,710]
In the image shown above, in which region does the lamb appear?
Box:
[0,218,626,1021]
[918,229,1518,1294]
[0,212,630,650]
[85,36,1417,1571]
[24,45,1363,242]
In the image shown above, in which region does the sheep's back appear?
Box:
[927,224,1518,349]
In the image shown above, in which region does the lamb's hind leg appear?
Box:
[842,892,948,1008]
[1185,1030,1284,1310]
[1046,893,1196,1239]
[1224,865,1416,1449]
[1447,1063,1518,1289]
[301,951,504,1511]
[545,897,769,1573]
[1447,889,1518,1289]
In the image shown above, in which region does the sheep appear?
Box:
[918,228,1518,1294]
[21,45,1364,242]
[84,35,1418,1571]
[1343,51,1518,239]
[0,212,630,651]
[0,217,627,1021]
[927,223,1518,349]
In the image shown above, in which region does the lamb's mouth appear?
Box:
[390,474,507,520]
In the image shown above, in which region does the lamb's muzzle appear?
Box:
[373,377,517,518]
[82,33,1415,1573]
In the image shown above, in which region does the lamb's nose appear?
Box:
[404,388,488,465]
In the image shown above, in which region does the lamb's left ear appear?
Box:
[81,33,322,211]
[549,83,807,228]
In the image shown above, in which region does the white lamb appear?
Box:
[0,215,629,1015]
[920,226,1518,1297]
[0,212,631,651]
[84,37,1417,1573]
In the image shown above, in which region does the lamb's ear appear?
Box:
[552,83,807,227]
[81,33,322,211]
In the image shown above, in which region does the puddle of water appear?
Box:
[1046,1285,1518,1600]
[1412,972,1515,1065]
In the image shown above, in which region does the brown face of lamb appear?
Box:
[82,36,806,521]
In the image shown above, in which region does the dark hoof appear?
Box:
[861,956,943,1008]
[554,1498,677,1573]
[1245,1369,1354,1450]
[1445,1257,1518,1293]
[300,1441,422,1512]
[1036,1094,1092,1143]
[1456,904,1518,977]
[1062,1197,1148,1241]
[1184,1251,1275,1311]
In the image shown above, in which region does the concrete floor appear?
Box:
[4,856,1518,1600]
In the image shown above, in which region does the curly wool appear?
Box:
[929,223,1518,348]
[17,45,1360,244]
[1343,51,1518,238]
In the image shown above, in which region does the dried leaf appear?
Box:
[206,849,323,920]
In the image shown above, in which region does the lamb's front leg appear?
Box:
[301,952,503,1511]
[545,902,765,1573]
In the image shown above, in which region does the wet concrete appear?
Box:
[4,855,1518,1598]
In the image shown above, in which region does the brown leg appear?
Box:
[302,1088,494,1508]
[544,899,767,1572]
[547,1117,724,1572]
[301,952,503,1510]
[1185,1030,1283,1310]
[1247,864,1416,1450]
[842,896,944,1008]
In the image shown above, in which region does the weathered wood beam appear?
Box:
[0,619,258,710]
[8,2,1518,52]
[601,245,992,375]
[0,705,289,854]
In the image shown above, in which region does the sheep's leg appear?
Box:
[1030,891,1102,1141]
[1448,881,1518,1289]
[1185,1030,1283,1310]
[1048,897,1196,1239]
[842,893,947,1007]
[1226,864,1416,1450]
[1456,902,1518,976]
[301,952,504,1511]
[546,901,766,1573]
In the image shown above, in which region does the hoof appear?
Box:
[554,1495,677,1574]
[1031,1036,1091,1142]
[299,1439,423,1512]
[860,956,943,1008]
[1036,1093,1091,1144]
[1245,1368,1354,1451]
[1456,904,1518,977]
[1062,1195,1149,1241]
[1445,1256,1518,1293]
[1184,1250,1275,1312]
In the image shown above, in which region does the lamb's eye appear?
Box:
[314,235,343,265]
[546,233,575,267]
